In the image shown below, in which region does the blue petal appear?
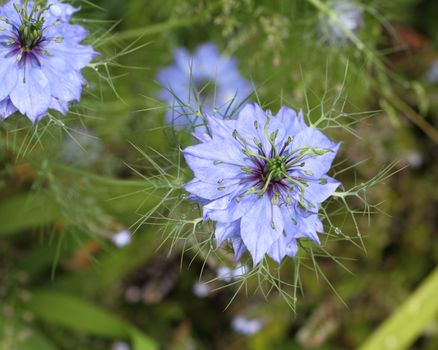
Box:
[49,98,69,115]
[0,1,21,26]
[47,0,79,22]
[0,56,18,101]
[204,190,255,222]
[215,220,240,246]
[193,43,222,78]
[275,107,307,144]
[205,115,237,140]
[10,67,51,122]
[41,58,84,101]
[232,237,247,262]
[290,127,340,178]
[267,234,298,263]
[281,205,322,243]
[0,98,17,120]
[294,213,323,242]
[240,195,283,265]
[173,48,192,76]
[47,42,97,71]
[236,103,286,155]
[303,176,340,205]
[184,178,241,201]
[184,153,244,185]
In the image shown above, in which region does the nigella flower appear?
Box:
[0,0,97,122]
[183,104,340,265]
[319,0,363,45]
[157,42,252,130]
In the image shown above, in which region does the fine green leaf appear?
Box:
[27,290,158,350]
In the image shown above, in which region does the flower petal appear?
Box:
[215,220,240,246]
[290,127,340,178]
[268,234,298,263]
[303,176,340,205]
[0,56,18,101]
[240,195,283,265]
[0,98,17,120]
[10,67,51,122]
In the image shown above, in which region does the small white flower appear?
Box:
[192,281,211,297]
[232,316,263,336]
[112,230,132,248]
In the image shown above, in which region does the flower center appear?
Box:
[264,156,286,182]
[15,1,48,50]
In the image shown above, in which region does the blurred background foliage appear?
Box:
[0,0,438,349]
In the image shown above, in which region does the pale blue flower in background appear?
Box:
[157,42,252,130]
[111,229,132,248]
[0,0,97,122]
[183,103,340,265]
[232,316,263,336]
[192,281,211,298]
[319,0,363,45]
[111,342,130,350]
[216,264,248,283]
[426,60,438,83]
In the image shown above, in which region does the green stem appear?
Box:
[380,89,438,144]
[306,0,438,145]
[359,266,438,350]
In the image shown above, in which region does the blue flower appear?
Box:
[157,42,252,130]
[0,0,97,122]
[183,104,341,265]
[319,1,363,45]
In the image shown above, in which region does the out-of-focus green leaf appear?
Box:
[27,290,158,350]
[0,193,61,236]
[54,227,163,297]
[359,266,438,350]
[0,314,58,350]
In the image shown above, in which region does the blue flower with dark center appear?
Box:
[0,0,97,122]
[183,104,341,265]
[157,42,252,130]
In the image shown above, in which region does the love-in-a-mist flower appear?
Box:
[157,42,252,130]
[183,104,340,265]
[319,0,363,45]
[0,0,97,122]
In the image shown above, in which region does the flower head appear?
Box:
[157,42,252,130]
[183,104,340,265]
[319,0,363,45]
[0,0,97,122]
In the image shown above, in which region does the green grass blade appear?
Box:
[359,266,438,350]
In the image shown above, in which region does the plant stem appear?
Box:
[359,266,438,350]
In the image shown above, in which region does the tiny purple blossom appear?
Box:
[0,0,97,122]
[183,103,341,265]
[157,42,252,130]
[231,316,263,336]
